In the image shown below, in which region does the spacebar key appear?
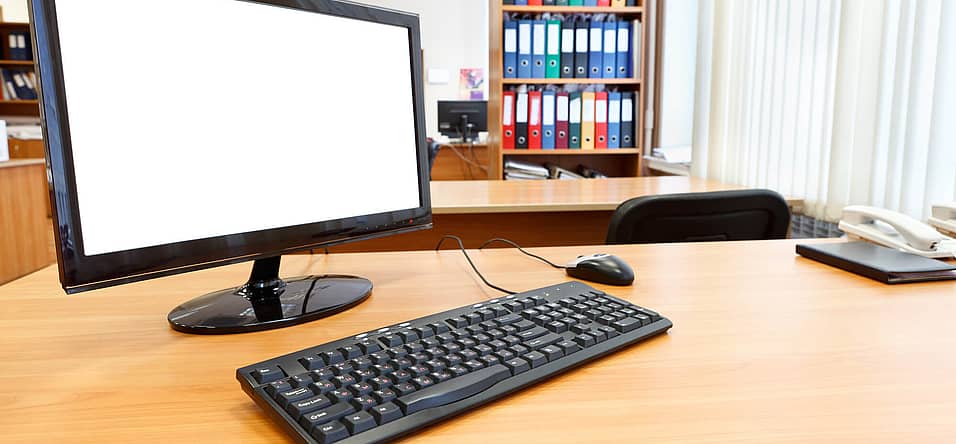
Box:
[395,365,511,415]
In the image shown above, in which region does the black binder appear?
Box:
[620,92,635,147]
[574,19,589,79]
[515,90,529,149]
[796,241,956,284]
[560,16,575,78]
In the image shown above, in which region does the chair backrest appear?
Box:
[606,189,791,244]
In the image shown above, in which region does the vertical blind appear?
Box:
[691,0,956,221]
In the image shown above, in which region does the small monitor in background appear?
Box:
[438,100,487,142]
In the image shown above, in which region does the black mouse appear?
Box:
[565,254,635,286]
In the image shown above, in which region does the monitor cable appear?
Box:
[478,237,567,270]
[435,235,517,295]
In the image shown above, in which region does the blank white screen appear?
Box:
[55,0,422,256]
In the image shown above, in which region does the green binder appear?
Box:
[569,92,582,149]
[545,19,562,79]
[556,0,570,6]
[569,0,584,6]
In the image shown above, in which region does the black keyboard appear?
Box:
[237,281,672,443]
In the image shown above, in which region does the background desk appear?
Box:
[0,159,52,284]
[1,240,954,442]
[334,177,804,252]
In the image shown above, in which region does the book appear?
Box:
[796,241,956,284]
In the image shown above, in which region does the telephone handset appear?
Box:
[838,205,956,258]
[929,203,956,237]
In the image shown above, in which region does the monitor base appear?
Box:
[167,256,371,334]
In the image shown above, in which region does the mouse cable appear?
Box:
[477,238,567,270]
[434,235,517,295]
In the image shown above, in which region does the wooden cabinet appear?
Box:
[487,1,650,179]
[8,137,44,159]
[0,159,53,284]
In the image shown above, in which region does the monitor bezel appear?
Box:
[30,0,433,293]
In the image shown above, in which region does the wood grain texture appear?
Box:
[430,144,489,181]
[430,177,801,214]
[8,138,46,159]
[2,239,956,443]
[0,160,53,284]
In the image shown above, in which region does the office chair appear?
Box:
[606,189,791,244]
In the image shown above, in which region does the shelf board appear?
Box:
[502,6,643,15]
[504,148,640,155]
[0,60,34,66]
[503,78,641,85]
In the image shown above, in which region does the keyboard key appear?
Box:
[574,334,596,348]
[287,395,332,417]
[372,389,397,404]
[611,317,642,333]
[516,326,548,341]
[634,314,652,325]
[480,355,501,367]
[494,350,516,362]
[308,380,336,395]
[369,351,390,364]
[388,370,412,384]
[407,365,430,377]
[477,309,496,320]
[545,321,568,333]
[513,320,536,332]
[357,340,382,354]
[393,382,417,396]
[520,309,538,320]
[503,358,530,375]
[408,352,430,364]
[464,313,483,325]
[413,326,434,339]
[509,344,530,356]
[500,325,518,335]
[430,371,453,383]
[342,410,377,434]
[339,345,362,359]
[348,382,373,396]
[350,369,374,383]
[503,301,523,312]
[589,329,608,343]
[472,333,492,344]
[427,322,450,334]
[463,360,485,371]
[529,295,548,306]
[446,317,469,328]
[517,298,535,309]
[264,379,292,396]
[532,315,552,326]
[398,330,420,343]
[540,346,564,361]
[371,402,403,425]
[598,325,619,338]
[395,365,511,415]
[320,351,344,366]
[635,307,661,321]
[440,354,464,367]
[571,324,591,334]
[310,368,335,381]
[522,351,547,368]
[351,357,372,370]
[299,356,324,371]
[329,389,353,404]
[474,344,494,356]
[446,365,469,377]
[299,401,353,429]
[251,366,284,384]
[350,395,377,411]
[379,334,403,347]
[556,341,581,355]
[309,419,350,444]
[290,373,316,388]
[331,362,353,376]
[455,338,477,349]
[524,333,563,350]
[333,375,357,388]
[411,376,435,390]
[369,376,392,391]
[501,335,521,346]
[276,387,313,408]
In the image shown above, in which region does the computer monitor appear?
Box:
[30,0,431,334]
[437,100,487,142]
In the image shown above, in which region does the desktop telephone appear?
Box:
[838,205,956,258]
[929,203,956,237]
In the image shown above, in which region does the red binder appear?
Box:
[597,0,611,6]
[528,0,543,5]
[555,91,570,149]
[528,90,543,149]
[594,91,608,149]
[502,91,516,150]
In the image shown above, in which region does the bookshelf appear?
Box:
[0,22,38,117]
[487,1,649,179]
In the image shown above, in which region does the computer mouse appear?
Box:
[565,254,635,286]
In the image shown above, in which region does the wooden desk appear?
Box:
[1,240,954,442]
[430,143,489,181]
[0,159,53,284]
[335,177,803,252]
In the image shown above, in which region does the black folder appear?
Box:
[574,19,589,79]
[796,241,956,284]
[560,17,575,78]
[620,92,635,148]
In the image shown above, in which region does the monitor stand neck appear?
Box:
[167,255,372,334]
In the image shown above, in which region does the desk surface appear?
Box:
[0,158,44,169]
[430,177,802,214]
[2,240,954,442]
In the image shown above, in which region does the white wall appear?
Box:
[0,0,28,22]
[361,0,488,137]
[1,0,488,136]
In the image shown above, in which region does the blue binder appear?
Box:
[607,92,621,148]
[588,18,603,78]
[503,20,518,79]
[542,90,556,149]
[584,0,598,6]
[515,0,528,5]
[531,19,547,78]
[602,20,617,78]
[517,19,533,78]
[616,21,631,78]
